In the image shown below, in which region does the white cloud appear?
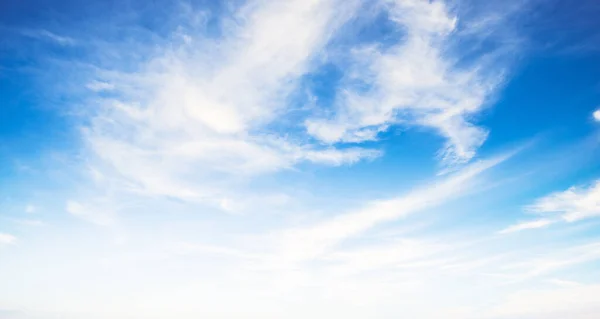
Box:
[593,109,600,122]
[151,150,515,275]
[86,81,115,92]
[498,218,555,234]
[305,0,510,166]
[0,233,16,246]
[23,29,76,46]
[72,0,377,212]
[527,180,600,222]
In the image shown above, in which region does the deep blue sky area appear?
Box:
[484,54,600,145]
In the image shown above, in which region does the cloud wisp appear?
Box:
[21,29,77,46]
[499,218,555,234]
[305,0,512,166]
[499,179,600,234]
[530,180,600,222]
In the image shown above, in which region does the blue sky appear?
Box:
[1,0,600,318]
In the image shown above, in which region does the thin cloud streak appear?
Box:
[499,218,555,234]
[272,150,514,262]
[22,29,77,46]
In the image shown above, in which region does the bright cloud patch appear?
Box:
[593,109,600,122]
[501,180,600,233]
[527,180,600,222]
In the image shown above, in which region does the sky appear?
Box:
[0,0,600,318]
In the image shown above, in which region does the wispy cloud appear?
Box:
[527,179,600,222]
[69,0,380,213]
[499,218,555,234]
[500,179,600,233]
[86,80,115,92]
[22,29,76,46]
[272,151,513,263]
[305,0,514,166]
